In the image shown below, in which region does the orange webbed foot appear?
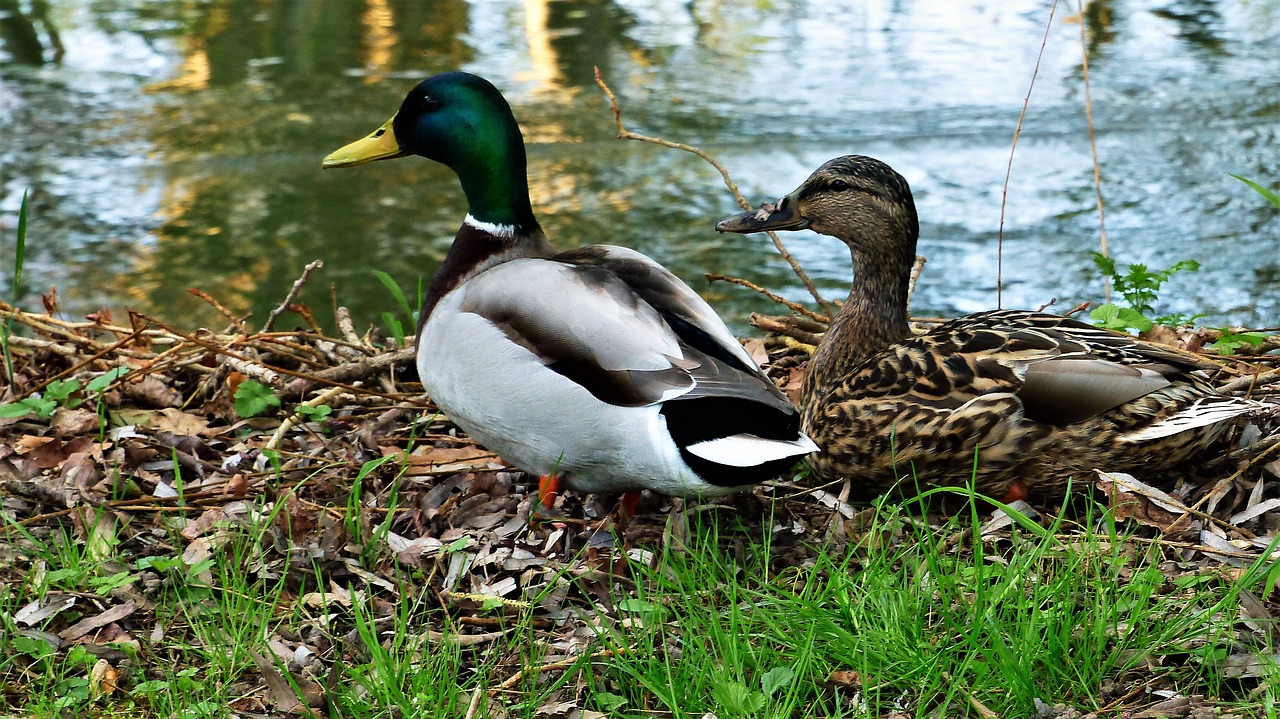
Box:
[999,479,1029,504]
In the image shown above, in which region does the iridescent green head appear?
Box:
[324,72,536,230]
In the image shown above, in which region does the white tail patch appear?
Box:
[1121,398,1257,442]
[686,433,819,467]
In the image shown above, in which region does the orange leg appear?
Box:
[537,473,561,510]
[999,479,1029,504]
[619,491,642,524]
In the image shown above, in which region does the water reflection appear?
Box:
[0,0,62,65]
[0,0,1277,337]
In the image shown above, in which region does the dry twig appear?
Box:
[593,67,833,319]
[998,0,1061,307]
[263,260,324,332]
[704,274,827,322]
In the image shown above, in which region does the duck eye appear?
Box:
[829,179,852,191]
[420,97,441,112]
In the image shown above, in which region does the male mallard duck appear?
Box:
[717,155,1255,501]
[322,72,816,509]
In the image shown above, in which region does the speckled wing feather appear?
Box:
[804,309,1240,496]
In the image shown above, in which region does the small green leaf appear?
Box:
[1153,312,1205,328]
[53,677,91,707]
[1117,307,1154,332]
[594,692,627,713]
[1210,330,1268,356]
[617,598,668,621]
[0,396,57,419]
[88,570,137,594]
[712,679,766,714]
[131,680,171,695]
[480,596,504,611]
[44,378,82,404]
[138,555,185,572]
[1089,304,1153,333]
[381,311,405,347]
[444,536,471,553]
[1090,251,1117,277]
[233,379,281,418]
[760,666,795,698]
[296,403,332,422]
[13,634,56,660]
[86,366,129,394]
[0,400,37,418]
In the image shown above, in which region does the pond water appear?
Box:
[1,0,1278,337]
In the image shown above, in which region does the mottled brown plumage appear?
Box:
[718,156,1255,500]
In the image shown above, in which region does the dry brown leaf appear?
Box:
[824,669,862,689]
[249,650,325,714]
[782,365,805,405]
[122,374,183,408]
[742,338,769,366]
[180,508,229,540]
[61,451,103,493]
[33,435,96,470]
[89,659,120,698]
[51,408,101,437]
[14,595,78,626]
[148,407,216,436]
[225,472,249,497]
[1097,473,1195,537]
[404,444,501,474]
[12,434,56,454]
[58,600,139,642]
[534,699,577,718]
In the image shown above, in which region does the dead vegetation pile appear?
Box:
[1,284,1279,716]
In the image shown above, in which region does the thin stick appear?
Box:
[187,288,245,331]
[749,314,824,348]
[593,67,834,318]
[906,255,927,306]
[492,648,622,692]
[263,260,323,332]
[1077,0,1110,301]
[136,314,416,404]
[998,0,1060,308]
[705,274,828,323]
[463,686,483,719]
[266,385,347,451]
[1221,369,1280,395]
[7,325,149,403]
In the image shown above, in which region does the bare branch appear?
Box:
[593,67,834,317]
[264,260,324,332]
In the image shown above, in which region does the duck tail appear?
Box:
[1121,397,1260,442]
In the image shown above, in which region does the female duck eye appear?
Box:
[829,180,851,191]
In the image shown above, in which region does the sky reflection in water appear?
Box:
[0,0,1277,334]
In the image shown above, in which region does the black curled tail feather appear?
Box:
[660,396,805,487]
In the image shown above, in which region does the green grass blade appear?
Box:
[373,270,412,317]
[1229,174,1280,210]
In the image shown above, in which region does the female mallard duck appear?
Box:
[717,155,1255,501]
[322,72,816,508]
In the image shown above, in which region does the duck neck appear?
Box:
[417,216,552,339]
[451,148,539,232]
[805,241,914,399]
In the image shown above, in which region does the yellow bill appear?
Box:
[322,116,405,168]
